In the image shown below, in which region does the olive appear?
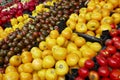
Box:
[14,47,20,53]
[0,57,4,66]
[7,51,14,58]
[4,56,9,64]
[24,39,30,45]
[41,30,49,36]
[28,35,35,40]
[1,44,8,49]
[12,42,17,47]
[42,24,49,30]
[0,68,5,73]
[40,35,45,41]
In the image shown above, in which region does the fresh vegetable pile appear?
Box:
[0,0,120,80]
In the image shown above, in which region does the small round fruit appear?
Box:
[55,60,69,76]
[4,72,19,80]
[30,47,42,59]
[23,63,33,73]
[18,64,24,73]
[78,67,89,78]
[84,59,95,69]
[45,68,57,80]
[5,66,17,74]
[39,41,48,50]
[38,69,46,80]
[66,53,79,66]
[33,72,40,80]
[89,42,102,52]
[98,66,110,77]
[9,55,21,67]
[42,50,52,59]
[50,30,59,39]
[32,58,42,71]
[21,51,32,63]
[61,28,72,39]
[20,72,32,80]
[78,58,89,67]
[89,71,99,80]
[42,55,55,68]
[75,23,87,33]
[57,36,66,46]
[74,37,86,47]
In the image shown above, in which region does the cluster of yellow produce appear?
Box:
[67,0,120,38]
[0,27,102,80]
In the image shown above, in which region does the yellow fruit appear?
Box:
[74,37,86,47]
[89,42,102,52]
[78,16,86,23]
[70,33,78,42]
[67,42,78,53]
[99,1,106,7]
[111,13,120,24]
[82,47,97,58]
[66,53,79,66]
[91,12,102,21]
[101,16,113,24]
[45,68,57,80]
[86,31,95,36]
[10,18,18,26]
[55,60,69,76]
[39,41,48,50]
[20,72,32,80]
[32,58,42,71]
[33,72,40,80]
[75,23,87,33]
[17,16,24,22]
[46,38,57,49]
[61,28,72,39]
[103,2,114,11]
[21,51,32,63]
[66,20,76,30]
[57,36,66,46]
[101,9,110,17]
[4,72,19,80]
[85,12,92,21]
[87,19,100,31]
[38,69,46,80]
[69,13,79,22]
[0,73,3,80]
[78,58,89,67]
[79,7,87,14]
[87,4,95,12]
[71,50,82,58]
[30,47,42,59]
[79,13,86,18]
[108,0,119,8]
[23,14,29,20]
[18,64,24,73]
[52,46,67,60]
[100,24,112,33]
[42,50,52,58]
[23,63,33,73]
[5,66,17,74]
[50,30,59,39]
[9,55,21,67]
[42,55,55,68]
[58,76,65,80]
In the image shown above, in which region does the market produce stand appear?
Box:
[0,0,120,80]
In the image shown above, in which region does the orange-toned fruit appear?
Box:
[103,2,114,11]
[85,12,92,21]
[33,72,40,80]
[101,16,113,24]
[75,23,87,33]
[23,63,33,73]
[74,37,86,47]
[66,53,79,66]
[18,64,24,73]
[50,30,59,39]
[9,55,21,67]
[5,66,17,74]
[0,73,2,80]
[101,9,110,17]
[61,28,72,39]
[78,16,86,23]
[78,58,89,67]
[91,12,102,21]
[42,55,55,68]
[42,50,52,58]
[86,31,95,36]
[58,76,65,80]
[111,13,120,24]
[4,72,19,80]
[21,51,32,63]
[70,33,78,42]
[87,19,100,31]
[20,72,32,80]
[108,0,119,8]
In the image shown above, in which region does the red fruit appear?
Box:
[84,59,94,69]
[98,66,110,77]
[110,24,116,29]
[75,76,84,80]
[107,57,119,68]
[110,29,118,37]
[89,71,99,80]
[114,41,120,50]
[105,39,113,46]
[96,55,108,66]
[101,77,110,80]
[78,67,89,78]
[106,45,116,55]
[99,49,110,57]
[112,36,120,42]
[110,69,120,80]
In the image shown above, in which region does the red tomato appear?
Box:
[84,59,95,69]
[107,57,119,68]
[110,24,116,29]
[75,76,84,80]
[114,41,120,50]
[96,55,108,66]
[98,66,110,77]
[99,49,110,57]
[101,77,110,80]
[112,36,120,42]
[106,45,116,55]
[110,29,118,37]
[110,69,120,80]
[78,67,89,78]
[105,39,113,46]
